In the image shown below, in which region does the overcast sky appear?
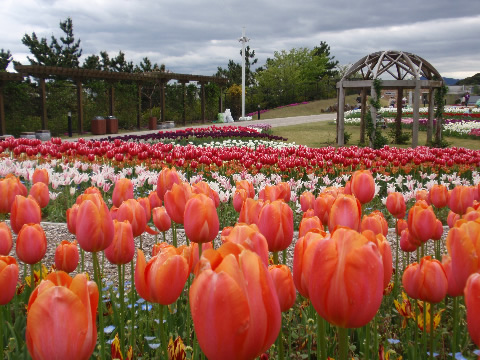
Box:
[2,0,479,79]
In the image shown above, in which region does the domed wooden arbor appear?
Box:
[336,51,444,147]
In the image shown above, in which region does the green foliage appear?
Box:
[0,49,13,71]
[455,73,480,85]
[216,46,257,87]
[388,124,411,144]
[344,131,352,144]
[366,79,388,149]
[312,41,339,79]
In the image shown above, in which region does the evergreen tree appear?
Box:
[313,41,339,78]
[0,49,13,71]
[215,46,258,87]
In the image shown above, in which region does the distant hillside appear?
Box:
[456,73,480,85]
[420,76,459,85]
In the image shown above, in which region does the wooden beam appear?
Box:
[338,79,443,89]
[360,89,367,144]
[76,80,84,134]
[412,81,421,148]
[39,78,47,130]
[337,84,345,146]
[369,83,377,148]
[427,90,435,144]
[395,87,403,143]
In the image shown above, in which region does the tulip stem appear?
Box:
[81,248,85,272]
[140,234,143,251]
[365,322,370,360]
[158,304,167,358]
[282,249,286,265]
[162,231,166,243]
[394,218,399,298]
[452,296,458,357]
[118,264,125,358]
[273,252,279,265]
[30,264,35,292]
[92,252,105,360]
[172,222,177,247]
[373,315,378,360]
[277,317,284,360]
[130,260,135,350]
[316,313,327,360]
[429,302,434,360]
[337,326,348,360]
[423,301,427,357]
[198,243,203,259]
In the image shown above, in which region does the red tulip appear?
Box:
[16,223,47,265]
[152,206,171,232]
[29,182,50,208]
[313,193,335,226]
[112,178,134,208]
[269,264,296,312]
[184,194,219,244]
[137,197,152,222]
[447,210,461,228]
[0,176,27,214]
[396,219,408,235]
[189,244,281,360]
[400,229,418,252]
[238,198,264,225]
[116,199,147,237]
[66,204,79,235]
[221,223,269,266]
[328,194,362,232]
[258,199,294,252]
[26,272,98,360]
[386,192,406,219]
[362,230,393,289]
[350,170,375,204]
[402,256,447,303]
[148,191,162,210]
[164,182,192,224]
[156,167,182,201]
[10,195,41,234]
[0,255,19,305]
[300,191,315,212]
[306,228,384,328]
[105,220,135,265]
[32,169,49,185]
[0,222,13,255]
[75,195,114,252]
[429,184,448,209]
[441,254,464,297]
[135,247,189,305]
[408,201,437,243]
[465,273,480,347]
[54,240,79,273]
[233,189,247,212]
[448,185,476,215]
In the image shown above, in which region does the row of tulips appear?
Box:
[2,166,480,359]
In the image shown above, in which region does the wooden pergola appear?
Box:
[336,51,444,147]
[10,65,227,135]
[0,72,24,135]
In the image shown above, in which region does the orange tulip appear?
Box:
[446,220,480,292]
[464,208,480,222]
[465,273,480,347]
[232,189,247,212]
[16,224,47,265]
[293,231,329,298]
[148,191,162,210]
[238,198,264,225]
[441,254,464,297]
[258,199,294,252]
[135,247,189,305]
[26,272,98,360]
[350,170,375,204]
[116,199,147,237]
[277,182,291,202]
[362,230,393,289]
[29,182,50,208]
[156,167,182,201]
[361,211,388,236]
[66,204,79,235]
[0,222,13,255]
[105,220,135,265]
[386,192,406,219]
[400,229,418,252]
[137,197,152,222]
[32,168,49,185]
[402,256,447,303]
[112,178,134,208]
[328,194,362,232]
[396,218,408,235]
[269,264,296,312]
[75,187,102,205]
[306,228,384,328]
[186,242,213,273]
[429,184,448,209]
[0,176,26,213]
[54,240,79,273]
[408,201,437,243]
[447,210,461,228]
[221,223,269,266]
[189,245,281,360]
[164,182,192,224]
[152,206,171,232]
[448,185,476,215]
[313,193,335,226]
[10,195,41,234]
[259,185,281,202]
[415,190,430,204]
[184,194,219,244]
[298,215,324,238]
[75,196,114,252]
[300,191,315,212]
[192,181,220,208]
[236,180,255,198]
[0,255,19,305]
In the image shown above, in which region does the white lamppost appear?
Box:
[239,27,249,120]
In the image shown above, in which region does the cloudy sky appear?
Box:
[2,0,479,79]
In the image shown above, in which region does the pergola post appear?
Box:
[0,83,5,135]
[369,82,377,148]
[39,77,47,130]
[412,81,420,148]
[76,79,84,134]
[137,83,142,129]
[201,82,206,124]
[160,80,166,123]
[427,90,434,144]
[395,87,403,143]
[360,88,367,144]
[337,83,345,146]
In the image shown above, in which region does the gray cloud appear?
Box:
[2,0,479,78]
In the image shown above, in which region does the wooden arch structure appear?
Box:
[336,50,444,147]
[4,65,227,135]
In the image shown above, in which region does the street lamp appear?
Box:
[239,27,249,120]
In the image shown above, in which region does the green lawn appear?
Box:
[271,121,480,150]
